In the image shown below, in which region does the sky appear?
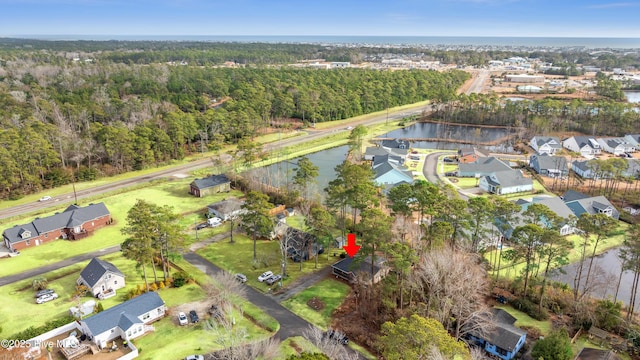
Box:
[0,0,639,38]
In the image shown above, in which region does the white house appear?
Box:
[207,198,245,221]
[530,136,562,155]
[479,170,533,195]
[597,137,635,156]
[80,292,165,349]
[571,160,600,179]
[624,134,640,150]
[77,257,125,298]
[562,136,601,157]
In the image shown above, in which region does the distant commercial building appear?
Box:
[506,74,544,83]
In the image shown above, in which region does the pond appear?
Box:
[625,91,640,104]
[551,247,639,307]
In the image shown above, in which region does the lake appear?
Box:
[625,91,640,104]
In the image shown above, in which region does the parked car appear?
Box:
[178,311,188,326]
[35,289,55,298]
[258,271,274,282]
[189,310,199,323]
[184,355,204,360]
[36,292,58,304]
[38,196,52,202]
[235,273,247,283]
[324,329,349,345]
[265,274,282,286]
[207,217,223,227]
[195,223,208,230]
[444,172,458,177]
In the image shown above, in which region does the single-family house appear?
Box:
[479,170,533,195]
[3,203,111,252]
[281,226,321,262]
[571,160,600,179]
[372,154,403,169]
[597,137,635,156]
[380,139,408,150]
[207,198,245,220]
[80,292,165,349]
[623,159,640,178]
[467,308,527,360]
[458,157,512,178]
[624,134,640,150]
[497,196,576,239]
[530,136,562,155]
[562,136,601,157]
[457,147,490,163]
[575,347,620,360]
[373,162,414,186]
[331,255,389,284]
[529,154,568,177]
[189,174,230,197]
[562,191,620,220]
[77,257,126,298]
[363,147,388,161]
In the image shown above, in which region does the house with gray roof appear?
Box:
[467,308,527,360]
[458,147,490,163]
[80,292,165,349]
[189,174,230,197]
[623,159,640,178]
[562,136,601,157]
[597,137,635,156]
[575,347,620,360]
[458,157,512,178]
[496,196,577,239]
[207,198,245,221]
[372,154,403,169]
[2,203,111,252]
[363,146,388,161]
[562,191,619,220]
[373,162,414,187]
[479,170,533,195]
[380,139,408,150]
[77,257,125,297]
[530,136,562,155]
[624,134,640,150]
[571,160,601,179]
[331,255,389,284]
[529,154,568,177]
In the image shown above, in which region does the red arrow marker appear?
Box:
[343,233,361,258]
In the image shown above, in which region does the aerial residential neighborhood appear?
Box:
[1,28,640,360]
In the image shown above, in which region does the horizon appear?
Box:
[1,0,640,39]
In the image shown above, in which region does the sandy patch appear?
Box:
[173,173,190,179]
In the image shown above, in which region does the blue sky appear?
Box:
[0,0,639,38]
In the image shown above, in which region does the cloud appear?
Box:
[587,2,639,8]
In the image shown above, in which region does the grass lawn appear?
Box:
[0,252,207,338]
[281,279,351,329]
[286,214,307,231]
[196,234,341,292]
[312,101,430,130]
[133,307,272,360]
[454,177,479,189]
[488,224,628,279]
[0,176,244,277]
[494,305,552,336]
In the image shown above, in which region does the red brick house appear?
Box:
[3,203,111,252]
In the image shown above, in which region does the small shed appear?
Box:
[189,174,231,197]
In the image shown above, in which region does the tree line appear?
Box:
[0,51,468,198]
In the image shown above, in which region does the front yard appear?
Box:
[281,279,351,329]
[197,234,342,292]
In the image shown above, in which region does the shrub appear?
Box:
[511,297,549,321]
[173,271,191,288]
[150,283,158,291]
[95,302,104,313]
[13,315,76,340]
[158,281,165,289]
[32,277,48,291]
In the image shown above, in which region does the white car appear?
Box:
[184,356,204,360]
[36,292,58,304]
[178,311,188,326]
[38,196,52,202]
[207,217,223,227]
[258,271,274,282]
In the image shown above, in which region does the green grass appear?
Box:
[196,234,341,292]
[494,305,552,336]
[255,130,305,144]
[348,342,378,360]
[0,252,207,337]
[453,177,479,189]
[311,100,430,130]
[133,307,272,360]
[286,214,307,230]
[281,279,351,329]
[278,336,321,359]
[0,177,244,277]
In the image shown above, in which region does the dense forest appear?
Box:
[0,43,468,199]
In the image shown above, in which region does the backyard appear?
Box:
[281,279,351,329]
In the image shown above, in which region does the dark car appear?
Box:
[195,223,208,230]
[324,329,349,345]
[265,274,282,286]
[35,289,55,298]
[189,310,199,323]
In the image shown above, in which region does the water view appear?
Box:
[625,91,640,104]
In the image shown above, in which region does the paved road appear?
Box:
[464,69,489,95]
[0,245,120,286]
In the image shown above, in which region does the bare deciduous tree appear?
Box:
[303,326,359,360]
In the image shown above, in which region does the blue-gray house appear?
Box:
[529,154,568,177]
[467,308,527,360]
